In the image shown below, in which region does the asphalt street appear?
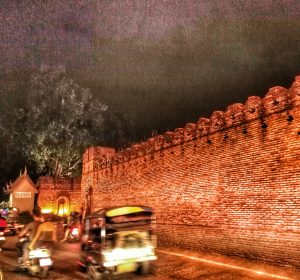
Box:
[0,236,299,280]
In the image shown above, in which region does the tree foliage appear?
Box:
[0,65,130,180]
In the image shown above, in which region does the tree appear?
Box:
[0,79,29,191]
[6,64,129,177]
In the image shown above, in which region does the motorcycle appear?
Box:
[16,236,53,279]
[5,221,19,236]
[0,229,6,252]
[67,225,81,242]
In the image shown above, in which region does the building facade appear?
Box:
[4,168,38,213]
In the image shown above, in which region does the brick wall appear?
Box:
[37,176,81,214]
[84,76,300,267]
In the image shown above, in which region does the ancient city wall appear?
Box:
[37,176,81,214]
[83,77,300,267]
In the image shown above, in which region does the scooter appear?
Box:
[16,237,53,279]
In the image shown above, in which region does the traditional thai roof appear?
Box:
[3,167,38,194]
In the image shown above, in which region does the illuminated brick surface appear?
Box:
[80,76,300,267]
[37,176,81,214]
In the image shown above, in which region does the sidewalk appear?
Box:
[157,246,300,280]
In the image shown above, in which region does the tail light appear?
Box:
[71,227,79,235]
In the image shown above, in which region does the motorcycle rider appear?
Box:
[60,211,80,242]
[28,215,57,252]
[17,209,44,266]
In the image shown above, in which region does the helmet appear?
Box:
[70,211,78,217]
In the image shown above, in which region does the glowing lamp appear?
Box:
[41,208,53,214]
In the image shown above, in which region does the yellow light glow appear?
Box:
[106,206,144,217]
[58,208,69,216]
[41,208,53,214]
[158,250,295,280]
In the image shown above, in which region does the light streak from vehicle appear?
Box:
[158,250,295,280]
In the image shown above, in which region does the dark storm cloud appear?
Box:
[1,0,300,141]
[94,0,300,39]
[0,0,94,73]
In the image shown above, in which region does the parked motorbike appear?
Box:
[16,236,53,279]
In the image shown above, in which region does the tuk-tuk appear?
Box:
[78,205,157,280]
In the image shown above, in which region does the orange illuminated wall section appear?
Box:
[81,76,300,268]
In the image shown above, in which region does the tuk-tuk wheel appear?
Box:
[40,266,49,279]
[136,261,150,275]
[87,264,103,280]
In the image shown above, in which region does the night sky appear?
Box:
[1,1,300,193]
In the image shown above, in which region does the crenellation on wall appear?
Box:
[163,131,174,149]
[153,134,164,152]
[81,77,300,177]
[196,117,210,137]
[184,123,196,142]
[289,75,300,106]
[209,110,226,133]
[263,86,290,115]
[225,103,244,127]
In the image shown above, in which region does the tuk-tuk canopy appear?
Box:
[87,205,153,219]
[85,205,154,231]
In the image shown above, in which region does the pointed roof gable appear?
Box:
[4,168,38,194]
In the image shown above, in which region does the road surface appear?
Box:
[0,236,299,279]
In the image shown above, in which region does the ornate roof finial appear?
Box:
[24,166,27,175]
[3,183,10,194]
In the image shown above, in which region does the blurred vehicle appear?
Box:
[16,216,57,280]
[61,211,82,242]
[78,205,157,280]
[0,214,7,250]
[0,268,3,280]
[0,207,20,235]
[67,225,80,242]
[16,235,53,279]
[0,228,6,252]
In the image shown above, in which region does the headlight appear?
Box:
[103,251,117,267]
